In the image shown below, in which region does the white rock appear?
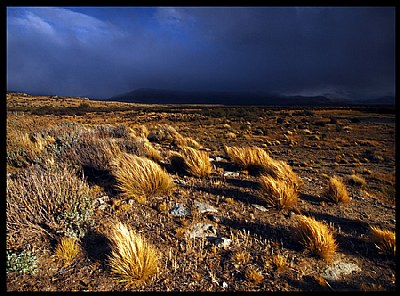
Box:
[252,204,268,212]
[323,261,361,281]
[194,200,218,214]
[223,171,240,177]
[188,223,216,239]
[170,203,191,217]
[213,237,232,249]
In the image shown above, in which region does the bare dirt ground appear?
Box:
[6,93,396,291]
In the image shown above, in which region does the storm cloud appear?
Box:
[7,7,395,100]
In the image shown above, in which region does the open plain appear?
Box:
[6,93,396,292]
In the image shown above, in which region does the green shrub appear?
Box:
[6,250,38,274]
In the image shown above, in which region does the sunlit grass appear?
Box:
[294,215,337,262]
[108,222,159,285]
[112,153,174,202]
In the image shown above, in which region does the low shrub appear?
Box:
[115,137,161,162]
[6,250,38,275]
[7,163,96,249]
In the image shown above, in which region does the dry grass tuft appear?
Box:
[369,226,396,256]
[108,222,159,285]
[271,253,287,272]
[245,266,264,284]
[348,174,366,188]
[259,175,298,210]
[170,147,212,178]
[263,159,303,191]
[173,133,202,149]
[231,251,250,266]
[324,175,350,203]
[112,153,174,202]
[224,146,273,174]
[294,215,337,262]
[54,237,82,266]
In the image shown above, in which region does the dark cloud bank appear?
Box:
[7,7,395,104]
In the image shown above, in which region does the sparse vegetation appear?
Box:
[6,93,395,291]
[348,174,367,188]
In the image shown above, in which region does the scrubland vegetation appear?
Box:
[6,93,395,291]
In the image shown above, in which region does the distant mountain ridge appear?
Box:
[108,88,352,106]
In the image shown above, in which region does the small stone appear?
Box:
[224,171,240,177]
[170,203,191,217]
[215,157,224,162]
[128,199,135,205]
[222,282,228,289]
[212,237,232,249]
[252,204,268,212]
[188,223,216,239]
[194,200,218,214]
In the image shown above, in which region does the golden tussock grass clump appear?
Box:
[224,146,273,174]
[347,174,366,188]
[108,222,159,285]
[324,175,350,203]
[173,133,202,149]
[170,147,212,178]
[231,250,251,266]
[245,266,264,284]
[130,124,149,138]
[294,215,337,262]
[263,159,303,191]
[369,226,396,256]
[111,153,174,202]
[259,175,298,211]
[54,237,82,266]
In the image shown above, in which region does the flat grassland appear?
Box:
[6,93,395,291]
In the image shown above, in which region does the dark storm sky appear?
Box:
[6,7,395,100]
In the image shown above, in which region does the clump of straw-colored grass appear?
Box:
[111,153,174,202]
[108,222,159,285]
[369,226,396,256]
[294,215,337,262]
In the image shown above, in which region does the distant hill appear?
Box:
[108,88,350,106]
[354,96,395,105]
